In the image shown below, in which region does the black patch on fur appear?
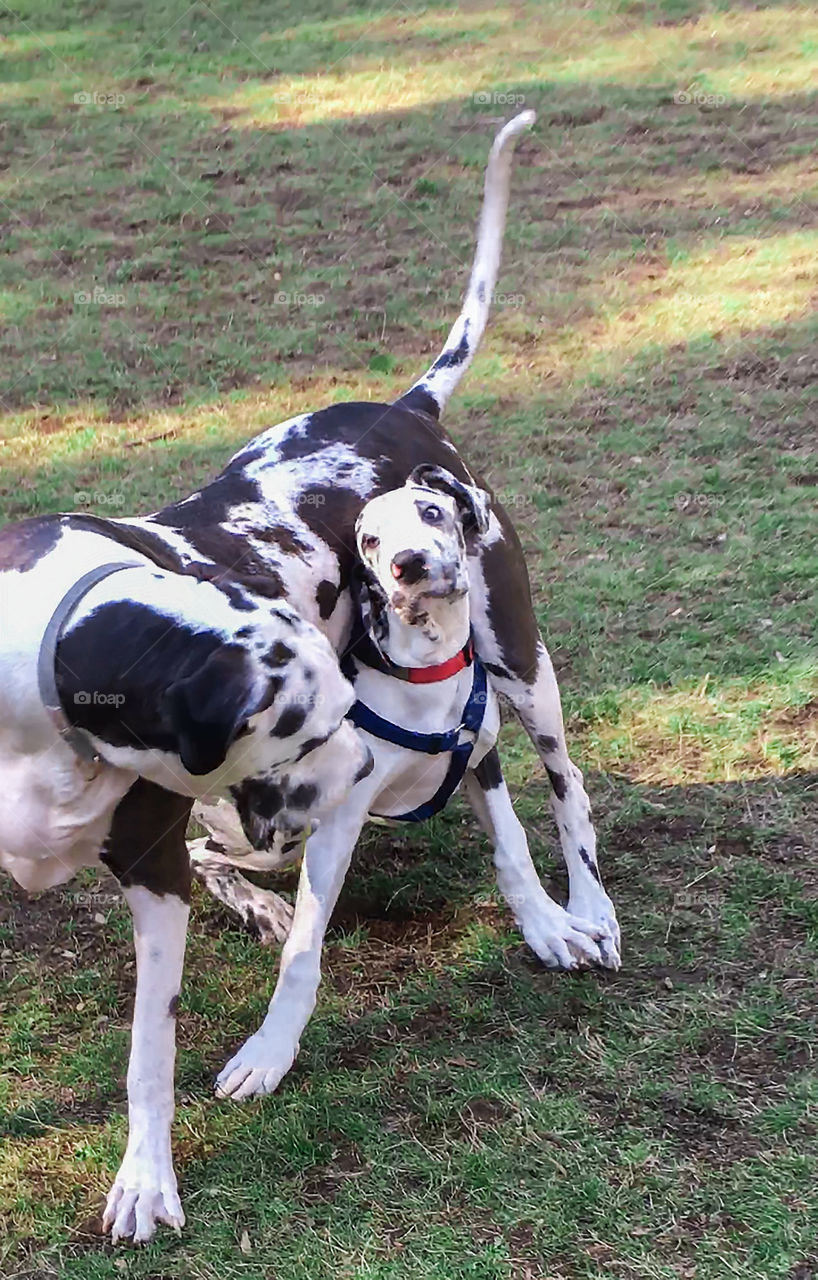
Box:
[483,660,512,681]
[230,778,285,849]
[235,625,255,639]
[295,732,331,761]
[150,467,287,599]
[287,782,318,810]
[538,734,560,754]
[168,994,179,1017]
[57,602,231,756]
[249,524,311,558]
[102,779,192,901]
[476,280,486,304]
[430,320,470,371]
[578,846,601,884]
[353,748,375,783]
[271,704,307,738]
[0,516,63,571]
[546,766,567,801]
[480,528,540,683]
[474,747,503,791]
[397,385,441,418]
[263,641,295,669]
[65,513,261,610]
[316,578,339,620]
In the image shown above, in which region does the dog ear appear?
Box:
[164,647,271,776]
[409,464,491,535]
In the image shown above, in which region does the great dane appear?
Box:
[0,109,618,1243]
[189,461,618,1101]
[187,108,620,1087]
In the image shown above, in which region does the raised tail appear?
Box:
[398,109,535,419]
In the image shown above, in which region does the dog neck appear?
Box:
[380,589,471,669]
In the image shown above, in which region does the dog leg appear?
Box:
[102,886,188,1243]
[189,842,294,945]
[463,749,609,969]
[215,801,366,1100]
[476,652,620,967]
[469,537,621,969]
[507,646,620,968]
[99,779,192,1243]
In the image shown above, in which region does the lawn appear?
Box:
[1,0,817,1276]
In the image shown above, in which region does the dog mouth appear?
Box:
[391,571,465,610]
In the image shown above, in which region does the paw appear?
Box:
[103,1159,183,1243]
[520,903,611,971]
[215,1031,297,1101]
[246,889,294,946]
[568,893,621,971]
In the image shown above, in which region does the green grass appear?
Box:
[1,0,817,1276]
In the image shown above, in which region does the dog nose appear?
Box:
[391,550,427,584]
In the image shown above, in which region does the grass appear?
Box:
[1,0,817,1276]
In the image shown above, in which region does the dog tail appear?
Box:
[397,109,535,419]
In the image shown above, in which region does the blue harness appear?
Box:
[341,648,488,823]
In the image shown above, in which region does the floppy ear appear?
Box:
[409,464,491,535]
[163,647,269,776]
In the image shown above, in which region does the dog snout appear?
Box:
[391,550,427,584]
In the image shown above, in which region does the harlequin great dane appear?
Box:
[0,524,372,1241]
[188,462,619,1100]
[0,108,618,1244]
[185,108,620,1086]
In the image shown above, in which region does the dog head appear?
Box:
[163,608,372,850]
[355,465,490,625]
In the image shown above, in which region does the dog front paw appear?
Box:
[103,1153,184,1243]
[568,892,621,970]
[519,902,612,970]
[215,1031,298,1101]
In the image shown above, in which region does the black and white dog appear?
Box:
[188,464,618,1102]
[0,108,618,1243]
[0,523,373,1240]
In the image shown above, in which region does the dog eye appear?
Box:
[361,533,380,552]
[422,505,442,524]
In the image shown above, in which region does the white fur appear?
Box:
[406,110,535,413]
[103,887,188,1244]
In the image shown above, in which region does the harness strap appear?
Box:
[36,561,143,771]
[345,658,488,823]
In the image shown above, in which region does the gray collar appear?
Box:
[36,561,142,775]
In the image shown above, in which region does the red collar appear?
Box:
[405,637,474,683]
[345,629,475,684]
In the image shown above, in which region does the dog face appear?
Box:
[355,465,490,623]
[163,610,372,850]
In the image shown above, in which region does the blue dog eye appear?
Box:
[423,505,442,523]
